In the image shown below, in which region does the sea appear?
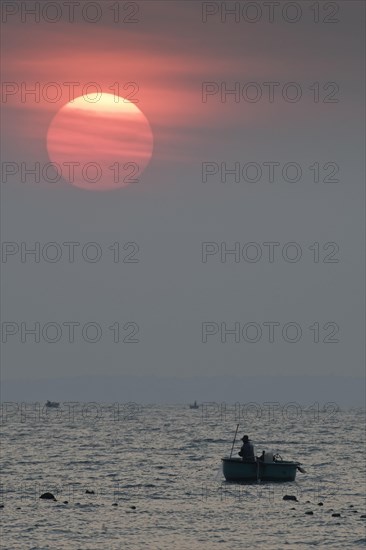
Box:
[1,403,365,549]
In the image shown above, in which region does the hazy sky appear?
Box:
[1,1,364,402]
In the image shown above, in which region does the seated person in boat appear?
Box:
[238,435,255,462]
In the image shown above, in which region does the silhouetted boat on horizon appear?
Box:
[45,400,60,408]
[189,401,199,409]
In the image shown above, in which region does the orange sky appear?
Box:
[1,1,364,389]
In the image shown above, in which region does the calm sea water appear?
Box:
[1,404,365,549]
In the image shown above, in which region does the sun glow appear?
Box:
[66,93,139,114]
[47,93,153,191]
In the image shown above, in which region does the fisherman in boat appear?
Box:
[238,435,255,462]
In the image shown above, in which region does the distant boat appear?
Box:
[45,400,60,408]
[222,457,303,482]
[189,401,199,409]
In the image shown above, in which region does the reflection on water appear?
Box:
[1,405,365,549]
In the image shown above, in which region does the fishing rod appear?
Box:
[229,423,240,458]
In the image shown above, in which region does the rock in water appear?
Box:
[40,492,56,501]
[305,511,314,515]
[85,490,95,495]
[283,495,297,501]
[332,513,341,517]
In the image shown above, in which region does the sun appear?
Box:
[46,93,153,191]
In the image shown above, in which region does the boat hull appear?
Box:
[222,458,298,482]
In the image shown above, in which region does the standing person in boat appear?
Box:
[238,435,255,462]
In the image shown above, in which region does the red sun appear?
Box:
[46,93,153,191]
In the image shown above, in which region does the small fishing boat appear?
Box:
[222,424,305,482]
[189,401,199,409]
[222,457,302,482]
[45,400,60,408]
